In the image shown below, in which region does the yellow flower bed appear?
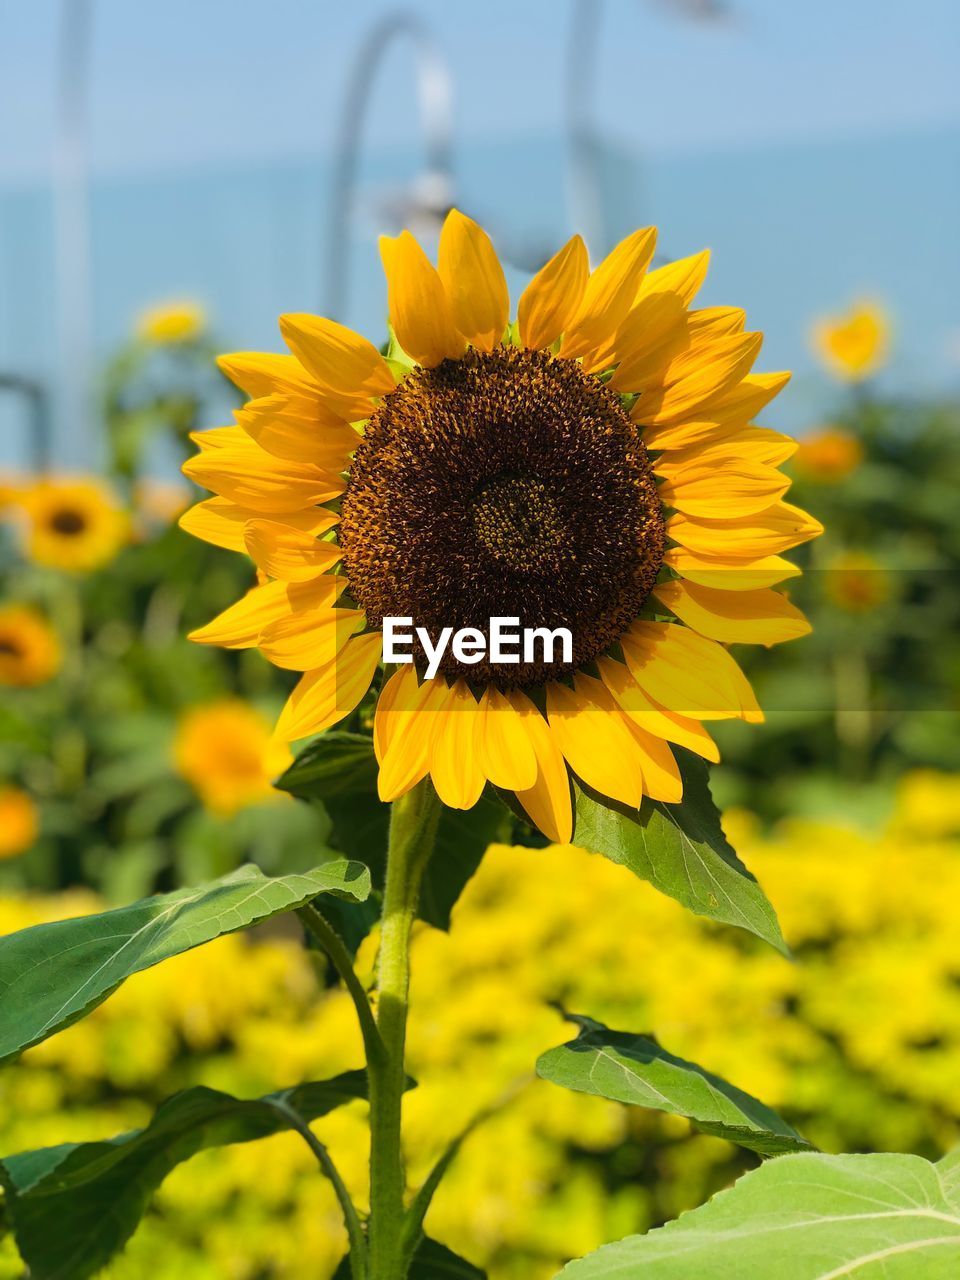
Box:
[2,771,959,1278]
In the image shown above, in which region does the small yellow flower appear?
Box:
[17,477,129,572]
[137,299,207,345]
[0,787,39,859]
[812,301,889,381]
[794,428,863,482]
[173,699,293,817]
[0,605,62,687]
[826,551,890,612]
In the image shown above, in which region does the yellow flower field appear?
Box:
[1,770,957,1279]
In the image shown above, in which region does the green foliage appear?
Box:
[572,752,786,955]
[335,1239,486,1278]
[0,862,369,1061]
[277,735,509,936]
[720,393,960,820]
[537,1015,811,1157]
[0,1073,368,1280]
[560,1148,960,1277]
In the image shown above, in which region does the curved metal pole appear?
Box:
[324,12,454,320]
[565,0,605,257]
[565,0,732,257]
[54,0,94,466]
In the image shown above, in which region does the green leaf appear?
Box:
[559,1148,960,1277]
[275,730,379,799]
[0,1074,368,1280]
[572,750,787,955]
[279,734,507,935]
[537,1016,811,1157]
[423,792,509,930]
[0,861,370,1062]
[334,1237,486,1278]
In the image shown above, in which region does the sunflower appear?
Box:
[137,299,207,345]
[812,300,889,382]
[0,605,62,687]
[0,786,39,859]
[181,212,821,841]
[794,427,863,482]
[174,699,293,817]
[17,478,129,572]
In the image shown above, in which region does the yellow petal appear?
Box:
[596,656,720,762]
[183,447,343,513]
[667,501,823,559]
[258,607,364,671]
[653,579,812,646]
[640,371,791,448]
[190,425,249,451]
[509,690,572,843]
[517,234,589,351]
[243,518,340,582]
[686,306,746,337]
[188,576,346,648]
[476,686,538,790]
[275,631,382,741]
[437,210,509,352]
[376,671,447,802]
[239,394,359,466]
[547,678,645,808]
[657,460,791,518]
[179,498,336,553]
[607,298,744,388]
[379,231,466,367]
[663,547,801,592]
[561,226,657,361]
[278,315,395,420]
[633,332,763,425]
[621,620,760,721]
[652,424,798,468]
[428,680,486,809]
[217,352,318,399]
[648,373,792,445]
[634,249,710,309]
[620,719,683,803]
[604,290,689,384]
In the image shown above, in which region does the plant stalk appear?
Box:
[367,779,441,1280]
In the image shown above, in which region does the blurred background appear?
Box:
[0,2,958,1277]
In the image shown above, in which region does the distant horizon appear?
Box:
[1,122,957,467]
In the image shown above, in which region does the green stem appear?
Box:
[367,780,442,1280]
[297,903,385,1068]
[272,1099,367,1279]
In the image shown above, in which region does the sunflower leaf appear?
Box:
[334,1237,486,1278]
[278,735,508,939]
[0,861,370,1062]
[537,1015,811,1157]
[0,1074,368,1280]
[572,750,787,954]
[558,1148,960,1277]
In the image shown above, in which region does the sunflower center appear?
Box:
[0,638,22,659]
[471,475,564,572]
[49,508,87,536]
[339,345,665,687]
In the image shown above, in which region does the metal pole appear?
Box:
[324,12,454,321]
[565,0,605,256]
[0,376,52,474]
[54,0,94,465]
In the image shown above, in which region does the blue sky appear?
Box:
[2,0,958,179]
[1,1,958,465]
